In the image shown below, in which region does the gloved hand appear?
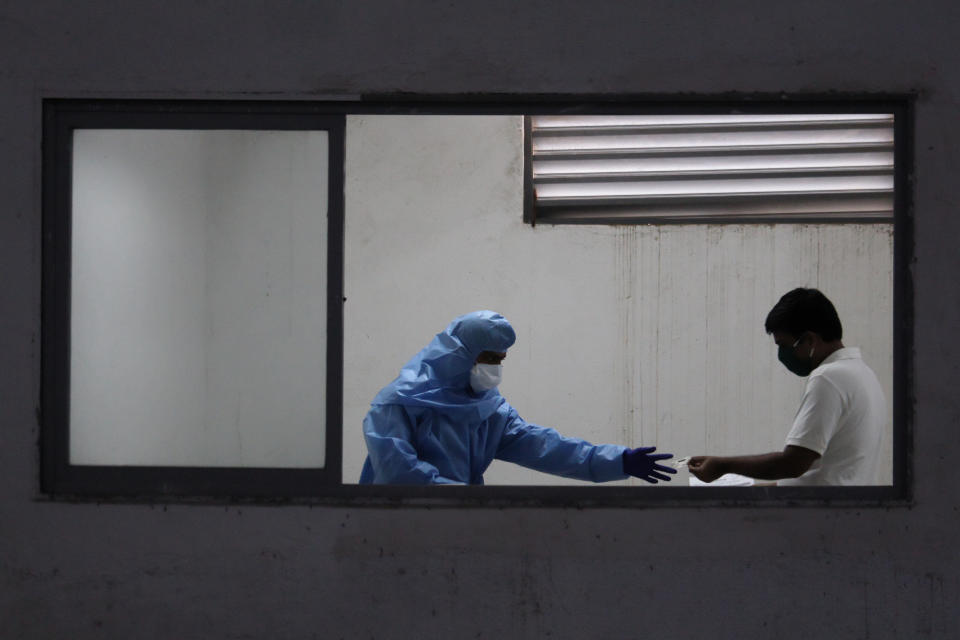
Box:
[622,447,676,483]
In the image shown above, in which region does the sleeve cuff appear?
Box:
[785,437,826,456]
[591,444,630,482]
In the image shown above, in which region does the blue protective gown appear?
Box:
[359,311,628,484]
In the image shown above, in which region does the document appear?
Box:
[688,473,755,487]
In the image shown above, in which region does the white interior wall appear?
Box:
[70,130,328,467]
[342,114,894,485]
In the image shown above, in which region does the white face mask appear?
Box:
[469,363,502,393]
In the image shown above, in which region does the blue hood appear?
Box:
[370,310,517,421]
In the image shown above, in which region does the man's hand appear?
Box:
[622,447,677,483]
[687,456,725,483]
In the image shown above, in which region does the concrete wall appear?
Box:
[2,2,957,638]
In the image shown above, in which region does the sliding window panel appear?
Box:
[70,129,329,468]
[42,101,344,498]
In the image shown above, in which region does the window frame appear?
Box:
[40,95,913,507]
[41,99,346,498]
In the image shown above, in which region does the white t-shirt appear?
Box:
[778,347,886,486]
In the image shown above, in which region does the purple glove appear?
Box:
[622,447,676,483]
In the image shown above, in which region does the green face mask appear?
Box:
[778,335,814,377]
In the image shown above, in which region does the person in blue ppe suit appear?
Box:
[359,310,676,485]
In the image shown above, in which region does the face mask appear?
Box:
[469,363,502,393]
[778,336,816,377]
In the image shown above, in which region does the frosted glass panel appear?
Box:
[70,129,329,468]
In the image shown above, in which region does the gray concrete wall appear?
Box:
[1,1,957,638]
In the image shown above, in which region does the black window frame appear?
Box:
[41,95,913,507]
[41,99,346,499]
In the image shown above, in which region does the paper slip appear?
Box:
[688,473,755,487]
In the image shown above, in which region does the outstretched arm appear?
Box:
[687,445,820,483]
[494,406,674,483]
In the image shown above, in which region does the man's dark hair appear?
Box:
[764,288,843,341]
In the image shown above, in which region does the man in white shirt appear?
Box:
[688,288,886,486]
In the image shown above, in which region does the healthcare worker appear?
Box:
[359,310,676,485]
